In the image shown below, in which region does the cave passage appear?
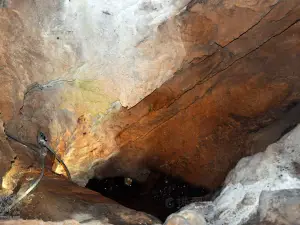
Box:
[86,171,210,221]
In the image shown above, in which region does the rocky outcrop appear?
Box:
[165,124,300,225]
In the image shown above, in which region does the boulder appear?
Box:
[166,124,300,224]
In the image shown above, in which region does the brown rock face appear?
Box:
[2,0,300,194]
[2,170,160,225]
[104,0,300,189]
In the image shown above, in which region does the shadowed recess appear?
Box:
[86,171,210,221]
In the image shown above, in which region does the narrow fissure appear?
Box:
[86,171,210,221]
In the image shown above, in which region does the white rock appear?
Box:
[8,0,190,108]
[165,210,206,225]
[167,124,300,225]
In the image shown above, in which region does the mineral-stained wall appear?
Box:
[1,0,300,191]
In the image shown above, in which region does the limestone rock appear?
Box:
[257,189,300,225]
[2,0,191,113]
[165,210,206,225]
[166,124,300,225]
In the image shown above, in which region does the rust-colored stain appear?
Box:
[109,11,300,189]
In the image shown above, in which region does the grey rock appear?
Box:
[257,189,300,225]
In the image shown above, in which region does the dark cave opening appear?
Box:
[86,171,210,221]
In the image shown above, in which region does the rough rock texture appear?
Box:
[165,210,207,225]
[0,120,15,187]
[102,0,300,188]
[0,0,189,185]
[2,0,300,191]
[257,189,300,224]
[166,124,300,225]
[0,0,190,121]
[1,170,160,225]
[2,0,300,224]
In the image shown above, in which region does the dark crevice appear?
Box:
[186,0,208,11]
[86,171,210,221]
[283,101,299,112]
[248,103,300,155]
[280,124,298,138]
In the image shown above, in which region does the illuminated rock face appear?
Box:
[2,0,190,110]
[0,0,190,185]
[1,0,300,192]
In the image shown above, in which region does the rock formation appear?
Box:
[1,0,300,189]
[1,0,300,224]
[166,124,300,225]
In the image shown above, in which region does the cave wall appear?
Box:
[1,0,190,120]
[1,0,300,190]
[0,0,190,185]
[97,0,300,189]
[113,0,300,188]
